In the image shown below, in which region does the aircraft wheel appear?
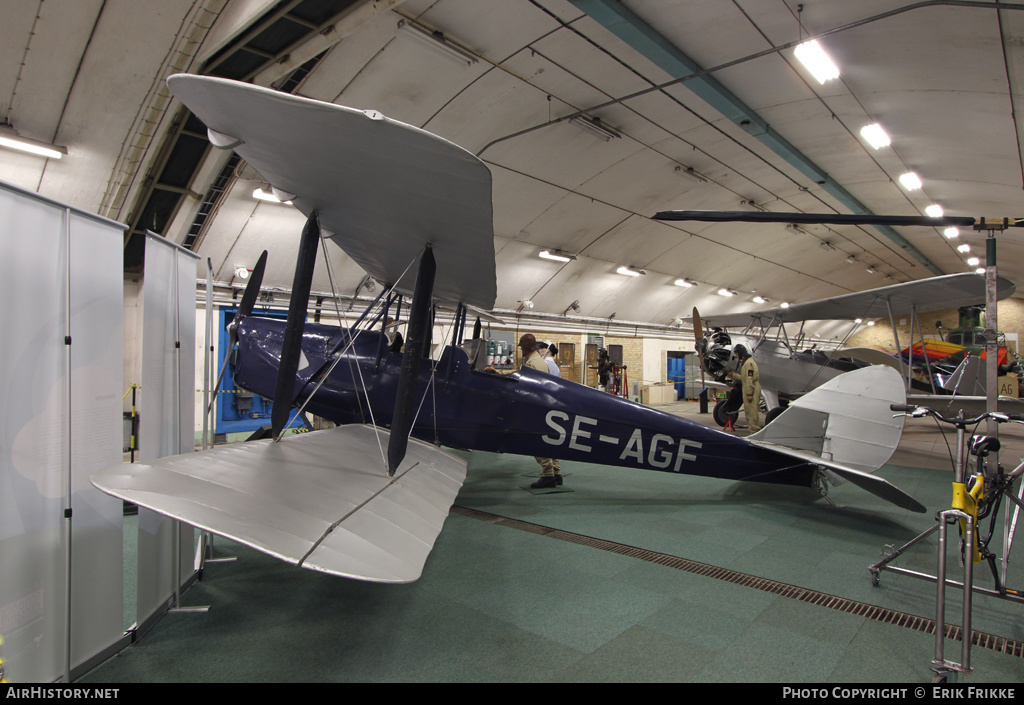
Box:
[764,406,785,425]
[713,399,738,427]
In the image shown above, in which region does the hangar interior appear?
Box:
[3,0,1024,683]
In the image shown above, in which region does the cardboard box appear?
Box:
[998,374,1019,398]
[642,383,677,405]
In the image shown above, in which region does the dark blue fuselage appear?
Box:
[233,318,816,487]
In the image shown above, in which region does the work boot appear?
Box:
[531,475,558,489]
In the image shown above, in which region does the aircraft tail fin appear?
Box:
[749,365,906,474]
[941,354,986,396]
[750,365,905,472]
[748,366,923,512]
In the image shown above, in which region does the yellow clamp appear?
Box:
[952,475,985,564]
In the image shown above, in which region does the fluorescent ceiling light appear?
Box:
[569,115,620,141]
[957,243,970,253]
[539,249,574,262]
[675,165,708,183]
[794,39,840,84]
[753,295,768,304]
[899,172,922,190]
[976,268,986,274]
[943,227,959,239]
[396,19,477,66]
[925,205,944,217]
[860,123,891,149]
[617,265,644,276]
[780,302,790,309]
[717,288,734,297]
[0,131,67,159]
[866,266,877,274]
[674,278,695,287]
[252,187,292,205]
[967,257,980,266]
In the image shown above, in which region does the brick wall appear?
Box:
[846,298,1024,352]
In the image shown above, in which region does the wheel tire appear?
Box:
[764,406,785,425]
[713,398,738,427]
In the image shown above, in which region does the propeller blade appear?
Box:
[237,250,268,321]
[271,214,320,439]
[472,316,482,340]
[691,306,703,341]
[207,250,269,416]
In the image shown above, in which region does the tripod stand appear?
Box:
[869,404,1024,681]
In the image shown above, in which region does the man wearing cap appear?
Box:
[728,344,761,433]
[519,334,564,488]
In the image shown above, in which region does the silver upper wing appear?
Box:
[167,74,497,310]
[698,273,1014,328]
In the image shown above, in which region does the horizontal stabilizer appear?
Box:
[92,425,467,583]
[749,366,924,512]
[748,443,925,513]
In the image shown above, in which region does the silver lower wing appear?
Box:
[91,425,467,583]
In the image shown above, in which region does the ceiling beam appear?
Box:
[571,0,945,276]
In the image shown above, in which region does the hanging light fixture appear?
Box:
[794,39,840,84]
[569,115,620,141]
[0,121,67,159]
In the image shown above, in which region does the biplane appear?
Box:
[687,273,1018,426]
[92,76,924,585]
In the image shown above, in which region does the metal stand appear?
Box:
[169,521,210,614]
[932,509,975,682]
[872,403,1024,681]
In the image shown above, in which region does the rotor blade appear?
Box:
[388,246,436,475]
[272,214,320,439]
[653,210,993,228]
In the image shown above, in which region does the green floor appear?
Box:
[79,407,1024,682]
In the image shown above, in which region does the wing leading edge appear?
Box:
[91,425,468,583]
[695,273,1014,329]
[166,74,497,310]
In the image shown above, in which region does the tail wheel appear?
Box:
[764,406,785,425]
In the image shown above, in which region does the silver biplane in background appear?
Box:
[692,273,1018,426]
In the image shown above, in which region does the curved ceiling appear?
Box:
[2,0,1022,339]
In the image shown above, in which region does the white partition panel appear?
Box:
[137,234,198,629]
[67,211,126,670]
[0,181,124,682]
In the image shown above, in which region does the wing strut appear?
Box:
[272,212,320,439]
[388,245,435,475]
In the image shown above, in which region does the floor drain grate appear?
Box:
[451,505,1024,659]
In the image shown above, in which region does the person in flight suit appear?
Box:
[728,344,761,433]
